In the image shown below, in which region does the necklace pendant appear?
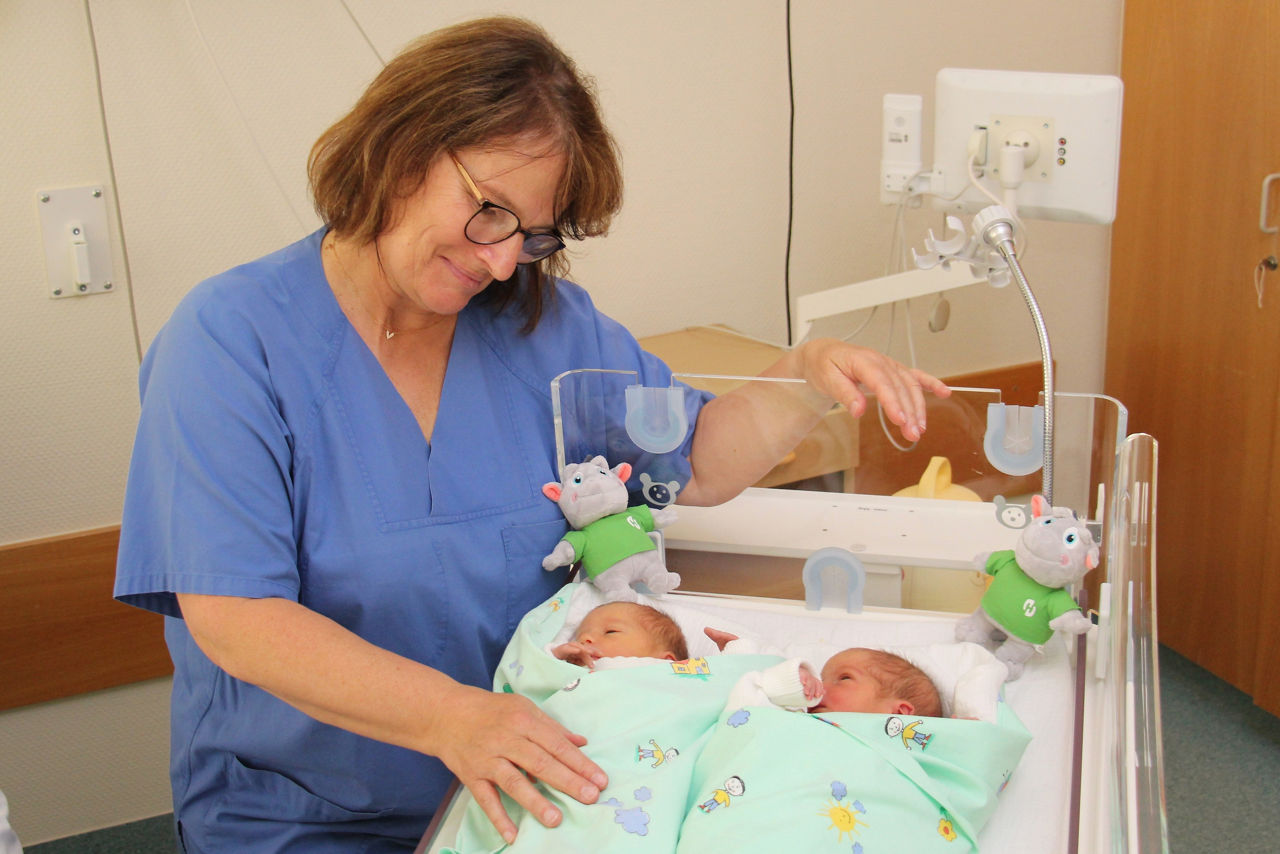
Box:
[385,329,395,340]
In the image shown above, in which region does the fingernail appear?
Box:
[543,808,561,826]
[592,771,608,788]
[503,830,516,844]
[580,784,600,801]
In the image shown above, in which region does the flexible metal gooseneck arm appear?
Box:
[975,206,1054,502]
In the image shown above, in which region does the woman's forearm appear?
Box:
[678,338,947,506]
[177,593,459,754]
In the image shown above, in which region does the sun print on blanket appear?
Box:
[819,780,869,845]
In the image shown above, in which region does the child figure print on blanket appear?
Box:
[679,630,1024,852]
[450,584,1030,854]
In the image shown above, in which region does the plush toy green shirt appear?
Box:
[980,550,1081,644]
[561,506,656,580]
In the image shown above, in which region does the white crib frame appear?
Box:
[416,433,1165,854]
[418,366,1167,853]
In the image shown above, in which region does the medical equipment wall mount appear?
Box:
[801,70,1123,502]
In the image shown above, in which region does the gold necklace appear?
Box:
[325,234,396,340]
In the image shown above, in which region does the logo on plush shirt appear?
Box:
[1022,598,1037,617]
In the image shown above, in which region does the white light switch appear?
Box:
[37,185,116,298]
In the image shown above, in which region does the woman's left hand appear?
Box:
[795,338,950,442]
[680,337,951,507]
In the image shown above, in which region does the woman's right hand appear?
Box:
[175,593,600,844]
[429,684,609,845]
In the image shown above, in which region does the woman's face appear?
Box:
[373,140,565,317]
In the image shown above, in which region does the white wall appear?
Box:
[0,0,1120,844]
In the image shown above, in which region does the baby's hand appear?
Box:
[800,666,825,704]
[703,627,740,651]
[551,642,599,669]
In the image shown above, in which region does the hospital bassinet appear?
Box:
[416,372,1167,854]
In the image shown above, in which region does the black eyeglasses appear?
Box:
[451,156,565,263]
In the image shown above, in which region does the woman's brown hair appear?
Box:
[308,17,623,331]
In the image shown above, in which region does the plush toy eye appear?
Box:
[572,474,583,485]
[1063,527,1080,546]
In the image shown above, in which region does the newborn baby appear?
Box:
[551,602,688,669]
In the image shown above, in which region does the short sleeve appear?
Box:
[114,281,301,617]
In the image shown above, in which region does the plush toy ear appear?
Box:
[614,462,633,482]
[1086,546,1100,570]
[542,483,562,502]
[1030,494,1050,519]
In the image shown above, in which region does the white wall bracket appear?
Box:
[37,185,117,298]
[792,263,987,344]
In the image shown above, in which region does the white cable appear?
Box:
[337,0,386,65]
[966,152,1007,208]
[872,301,918,452]
[183,0,311,234]
[967,153,1030,257]
[838,306,879,343]
[903,299,918,367]
[689,324,794,351]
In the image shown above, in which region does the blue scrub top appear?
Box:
[114,229,709,853]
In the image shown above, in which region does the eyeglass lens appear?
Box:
[465,206,563,262]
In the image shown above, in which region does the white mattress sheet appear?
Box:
[424,588,1076,854]
[621,590,1077,854]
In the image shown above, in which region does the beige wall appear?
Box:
[0,0,1121,843]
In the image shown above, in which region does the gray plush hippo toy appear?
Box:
[956,494,1099,680]
[541,456,681,602]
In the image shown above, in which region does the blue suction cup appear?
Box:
[802,547,866,614]
[983,402,1045,476]
[624,385,689,455]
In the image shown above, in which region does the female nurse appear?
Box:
[114,16,948,853]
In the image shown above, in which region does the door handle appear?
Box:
[1262,173,1280,234]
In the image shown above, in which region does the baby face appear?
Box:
[573,603,673,660]
[812,649,903,714]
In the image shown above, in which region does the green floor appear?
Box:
[26,813,174,854]
[1157,645,1280,853]
[25,646,1280,853]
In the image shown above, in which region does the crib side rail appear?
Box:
[1084,432,1168,854]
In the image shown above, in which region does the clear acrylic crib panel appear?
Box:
[550,369,1166,853]
[552,369,1126,524]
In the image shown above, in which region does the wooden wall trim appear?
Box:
[0,526,171,711]
[944,361,1046,407]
